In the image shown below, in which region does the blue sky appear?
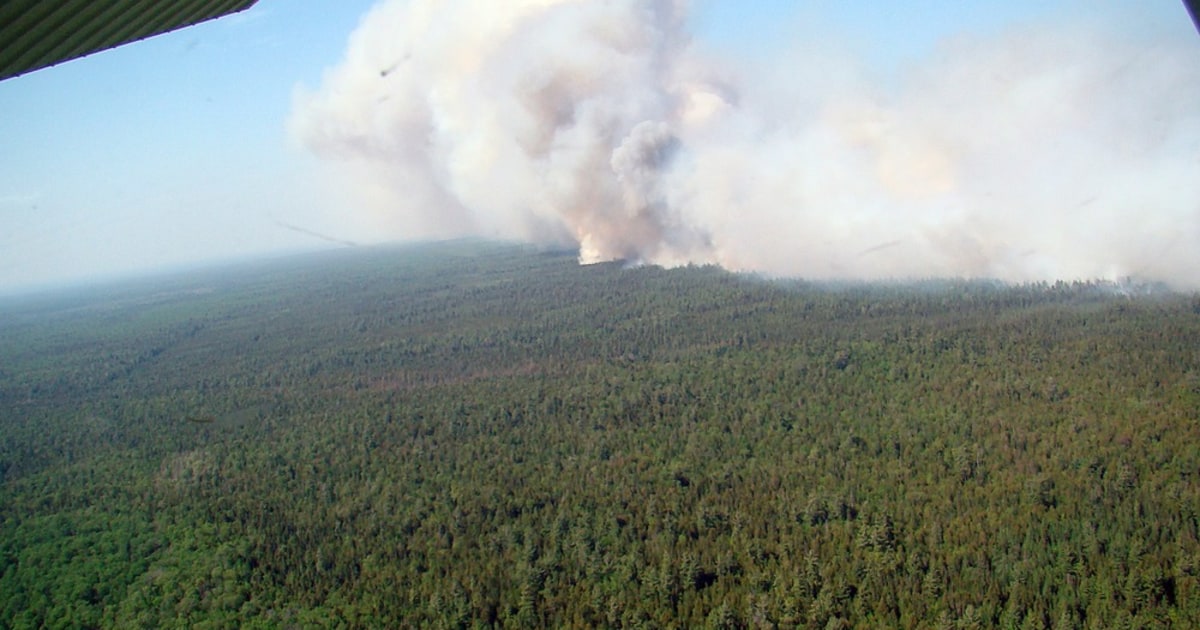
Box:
[691,0,1189,67]
[0,0,378,292]
[0,0,1194,293]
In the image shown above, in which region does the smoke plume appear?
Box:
[290,0,1200,287]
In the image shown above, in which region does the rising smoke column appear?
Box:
[290,0,712,264]
[291,0,1200,287]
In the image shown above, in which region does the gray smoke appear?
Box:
[290,0,1200,287]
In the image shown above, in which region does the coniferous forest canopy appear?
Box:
[2,241,1200,629]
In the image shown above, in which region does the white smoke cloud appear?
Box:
[290,0,1200,287]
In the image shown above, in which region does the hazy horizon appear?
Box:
[0,238,1185,303]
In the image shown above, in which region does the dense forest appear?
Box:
[2,240,1199,629]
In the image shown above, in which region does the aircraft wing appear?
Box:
[1187,0,1200,33]
[0,0,259,81]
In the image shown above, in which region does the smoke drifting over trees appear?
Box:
[290,0,1200,287]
